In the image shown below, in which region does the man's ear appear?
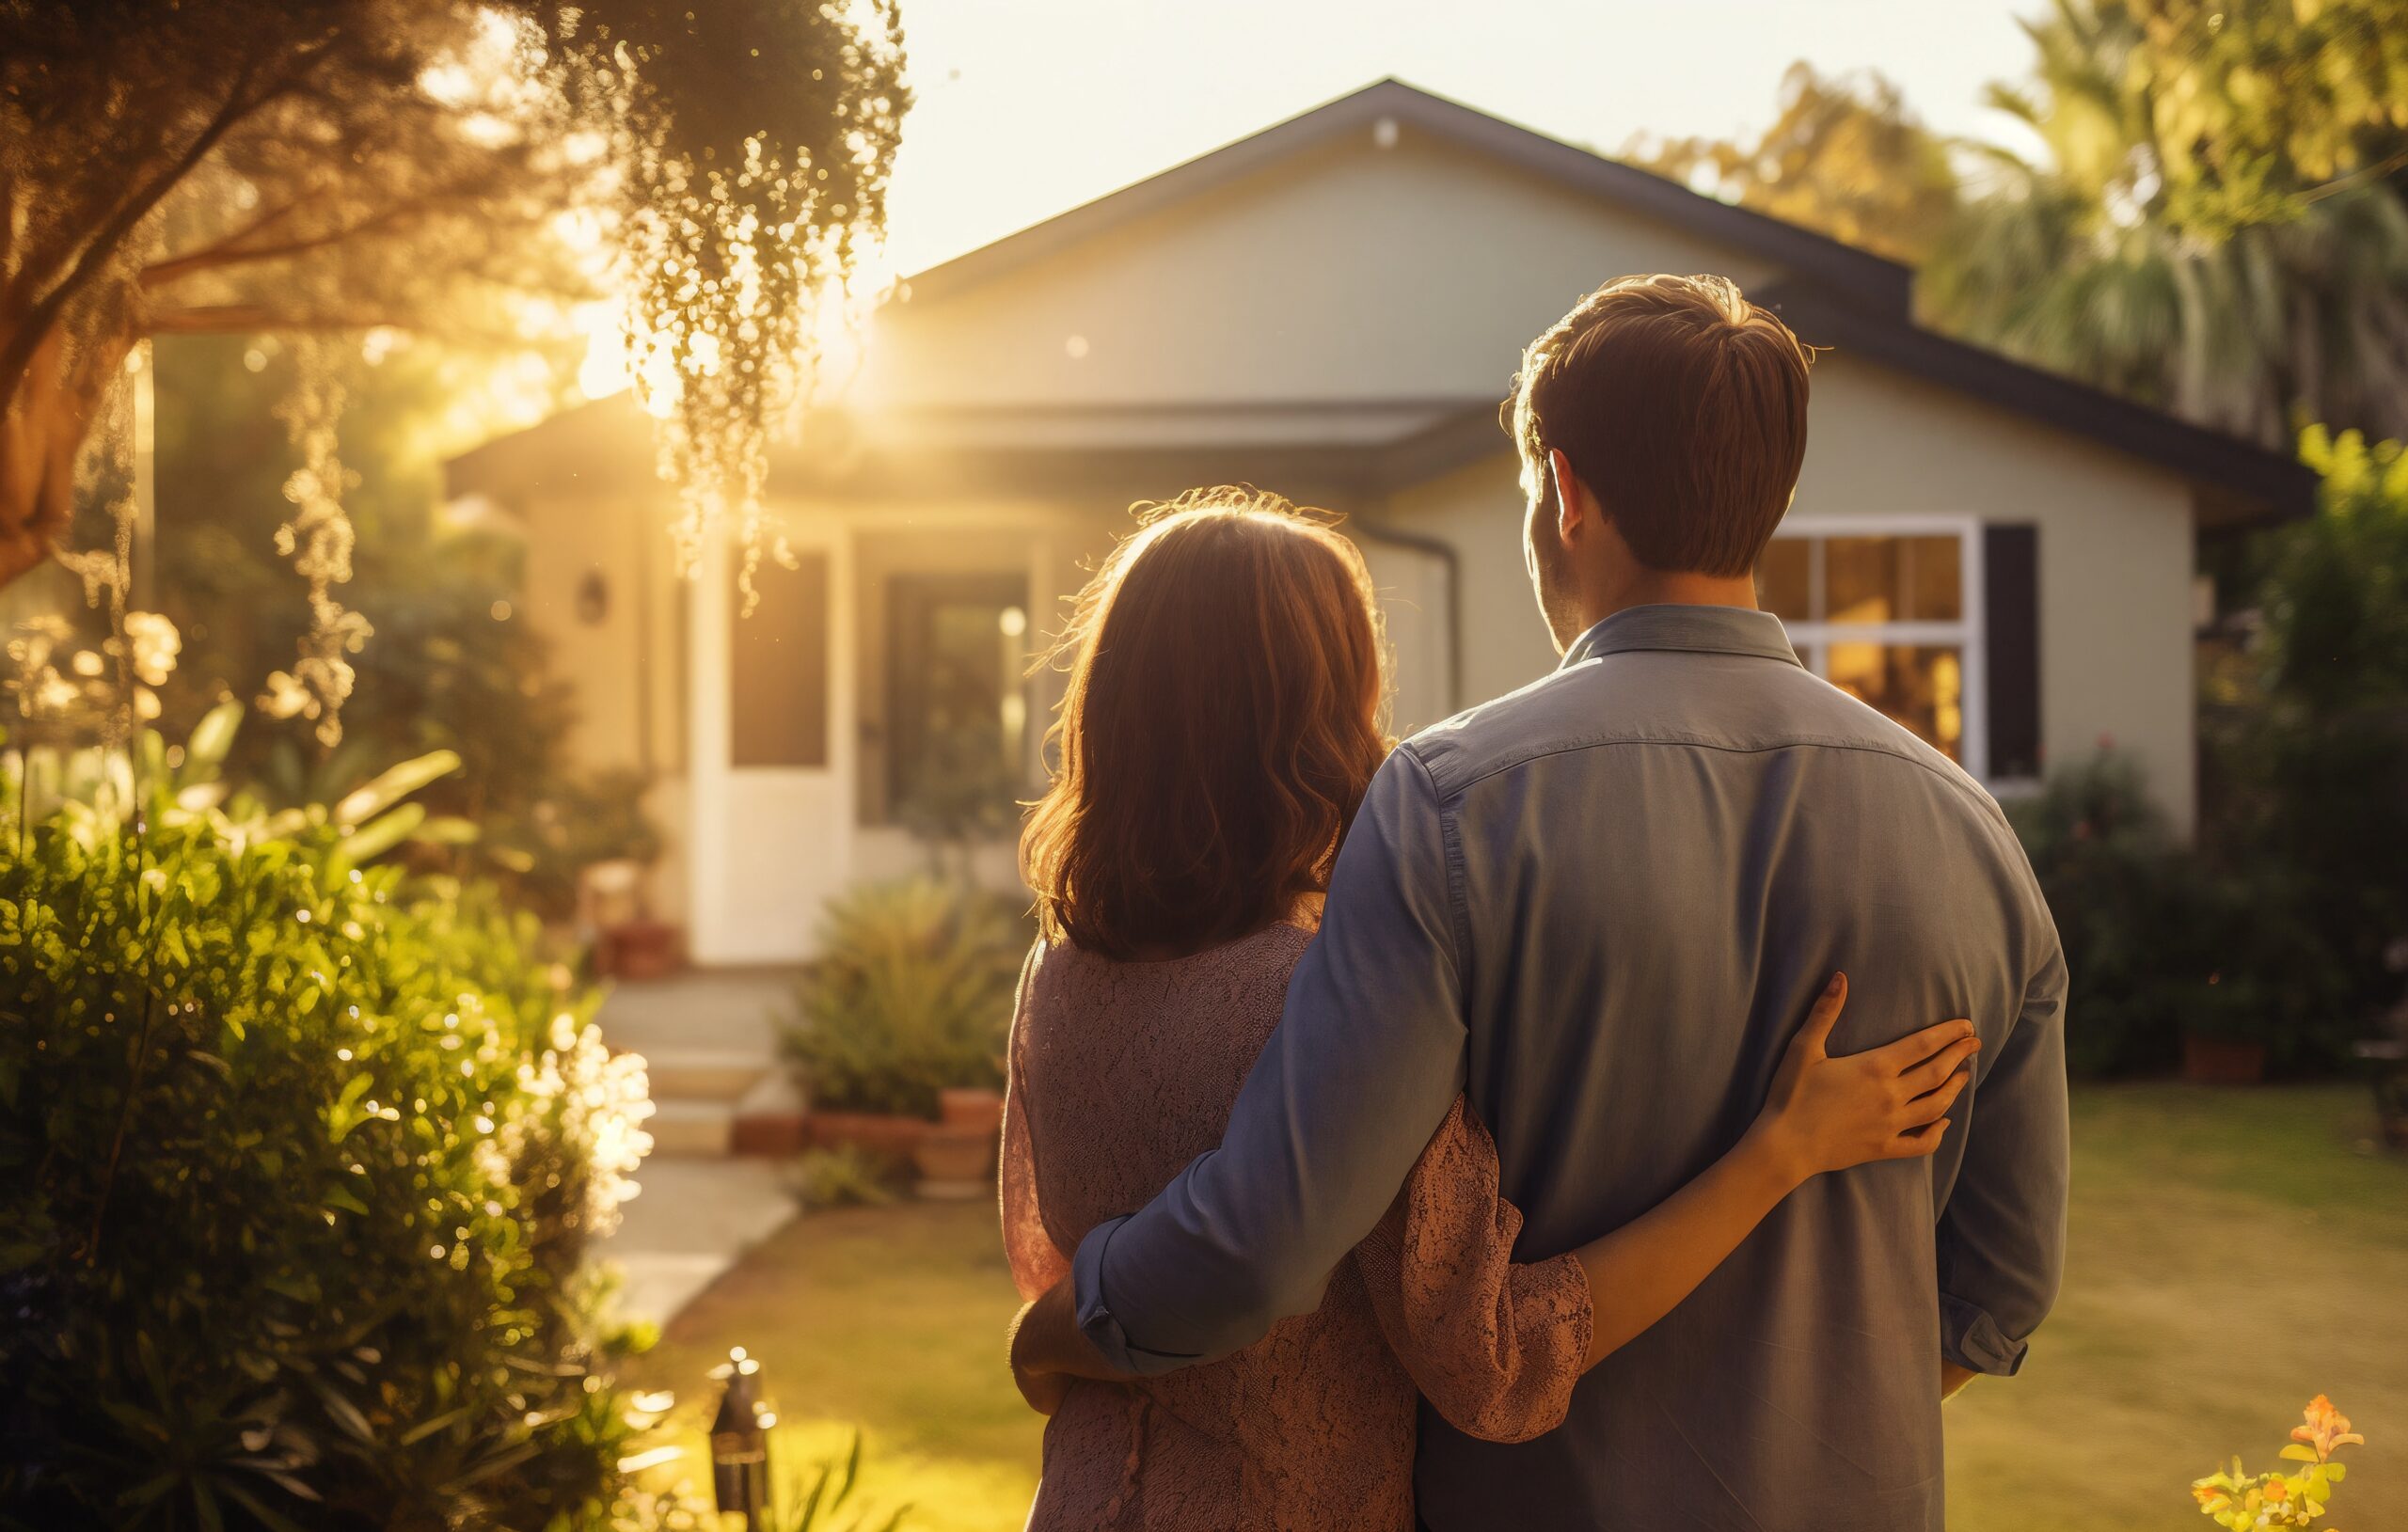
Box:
[1547,448,1591,543]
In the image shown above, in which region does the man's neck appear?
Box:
[1574,569,1760,635]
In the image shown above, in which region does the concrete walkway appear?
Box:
[594,1155,796,1323]
[594,966,799,1056]
[589,968,804,1323]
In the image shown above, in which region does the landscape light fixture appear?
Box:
[709,1346,775,1527]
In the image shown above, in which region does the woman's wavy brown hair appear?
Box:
[1022,486,1391,959]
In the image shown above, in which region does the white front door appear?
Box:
[686,520,857,963]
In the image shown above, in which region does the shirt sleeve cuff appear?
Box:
[1071,1215,1203,1378]
[1940,1292,2030,1377]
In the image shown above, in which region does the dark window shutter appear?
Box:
[1983,524,2041,779]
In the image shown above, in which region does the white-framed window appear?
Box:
[1755,514,1988,777]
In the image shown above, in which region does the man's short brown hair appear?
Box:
[1507,273,1814,576]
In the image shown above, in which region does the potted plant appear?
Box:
[782,879,1024,1177]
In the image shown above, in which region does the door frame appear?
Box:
[685,517,859,963]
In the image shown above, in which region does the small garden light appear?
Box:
[709,1346,774,1527]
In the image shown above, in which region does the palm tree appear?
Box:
[1923,0,2408,447]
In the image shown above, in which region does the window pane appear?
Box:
[1755,537,1812,621]
[888,572,1029,833]
[1827,534,1963,624]
[730,552,829,767]
[1825,538,1894,624]
[1826,643,1964,761]
[1899,534,1963,621]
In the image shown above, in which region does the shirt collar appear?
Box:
[1559,604,1803,670]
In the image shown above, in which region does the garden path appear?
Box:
[591,968,803,1321]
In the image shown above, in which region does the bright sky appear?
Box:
[878,0,2050,276]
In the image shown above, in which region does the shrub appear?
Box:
[2007,753,2320,1076]
[2194,426,2408,1064]
[784,1145,903,1211]
[0,713,696,1529]
[783,880,1028,1120]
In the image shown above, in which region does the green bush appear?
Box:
[0,714,700,1530]
[782,880,1027,1120]
[784,1145,904,1211]
[2009,753,2339,1076]
[2199,426,2408,1050]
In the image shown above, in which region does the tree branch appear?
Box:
[136,190,319,284]
[143,304,421,336]
[140,196,432,287]
[138,164,520,290]
[2300,142,2408,205]
[0,60,273,416]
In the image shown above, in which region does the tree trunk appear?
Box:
[0,319,128,589]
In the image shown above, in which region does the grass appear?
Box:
[624,1198,1039,1532]
[1944,1083,2406,1530]
[629,1084,2406,1531]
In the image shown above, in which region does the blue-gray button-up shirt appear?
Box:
[1070,603,2068,1531]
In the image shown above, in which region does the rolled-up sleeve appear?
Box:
[1936,938,2069,1376]
[1070,747,1469,1374]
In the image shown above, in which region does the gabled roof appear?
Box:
[451,78,2317,524]
[903,78,1915,320]
[895,76,2312,525]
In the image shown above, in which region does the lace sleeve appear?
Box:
[1355,1097,1593,1444]
[1000,943,1069,1303]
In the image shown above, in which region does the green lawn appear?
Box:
[630,1084,2406,1531]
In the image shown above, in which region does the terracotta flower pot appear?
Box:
[2183,1033,2268,1086]
[805,1112,933,1158]
[731,1113,808,1158]
[938,1086,1005,1135]
[914,1127,997,1200]
[599,919,683,981]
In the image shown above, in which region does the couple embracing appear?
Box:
[994,273,2068,1531]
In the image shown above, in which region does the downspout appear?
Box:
[1347,513,1464,719]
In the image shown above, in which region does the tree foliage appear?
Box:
[1926,0,2408,446]
[1644,3,2408,445]
[1,0,907,727]
[1629,64,1961,265]
[150,334,657,918]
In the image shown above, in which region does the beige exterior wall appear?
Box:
[516,491,689,920]
[1380,458,1564,713]
[1804,354,2200,828]
[1366,351,2204,829]
[864,129,1775,411]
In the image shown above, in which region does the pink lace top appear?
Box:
[1001,917,1593,1531]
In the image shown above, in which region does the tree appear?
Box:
[1923,0,2408,445]
[1,0,907,733]
[151,332,657,917]
[1628,63,1961,266]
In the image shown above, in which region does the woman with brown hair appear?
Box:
[1003,486,1975,1530]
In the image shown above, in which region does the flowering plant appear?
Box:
[2193,1397,2366,1529]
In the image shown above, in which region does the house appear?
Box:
[446,79,2316,966]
